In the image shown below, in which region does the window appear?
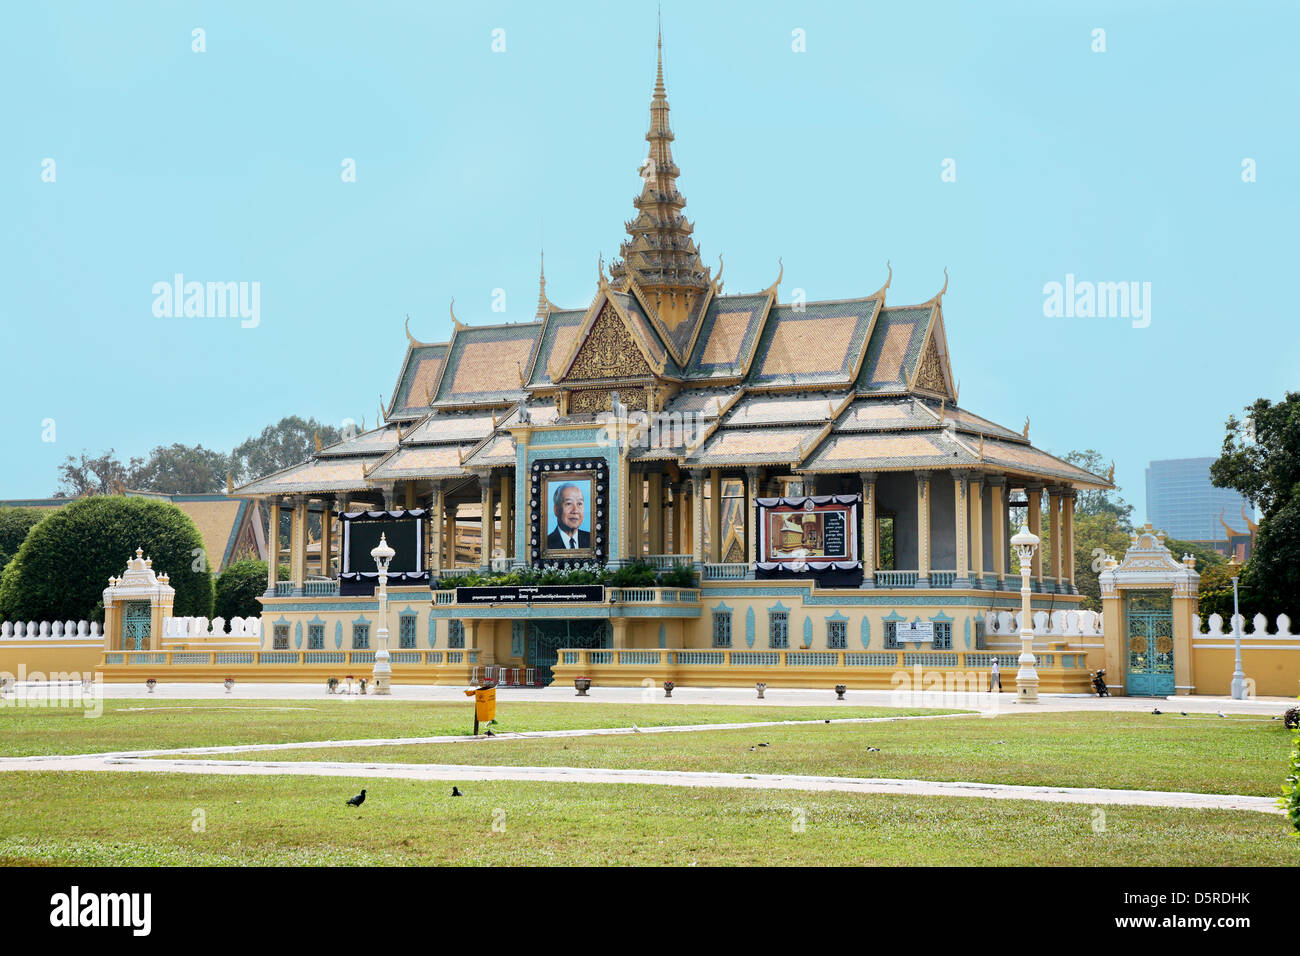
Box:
[352,623,370,649]
[828,619,847,649]
[712,611,732,648]
[399,615,416,649]
[933,621,952,650]
[273,624,289,650]
[511,622,524,658]
[449,620,465,649]
[308,624,324,650]
[884,621,901,649]
[769,610,788,649]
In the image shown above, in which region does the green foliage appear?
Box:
[0,497,213,623]
[1211,392,1300,617]
[1062,448,1134,527]
[229,416,349,486]
[1283,718,1300,834]
[0,507,49,557]
[1070,511,1132,611]
[432,560,697,591]
[214,559,288,621]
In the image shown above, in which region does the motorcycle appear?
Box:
[1091,668,1110,697]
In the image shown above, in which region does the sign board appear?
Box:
[755,495,860,571]
[453,585,606,605]
[899,621,934,642]
[474,685,496,722]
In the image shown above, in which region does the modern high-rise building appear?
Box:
[1145,457,1255,551]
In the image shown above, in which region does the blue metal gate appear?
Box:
[1125,590,1174,696]
[122,601,151,651]
[526,620,611,684]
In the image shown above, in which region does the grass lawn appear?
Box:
[0,771,1294,866]
[197,712,1297,797]
[0,699,948,756]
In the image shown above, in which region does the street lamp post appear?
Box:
[371,533,395,696]
[1010,523,1041,703]
[1228,555,1246,700]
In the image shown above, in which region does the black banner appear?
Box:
[453,585,606,604]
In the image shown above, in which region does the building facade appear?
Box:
[1145,457,1255,558]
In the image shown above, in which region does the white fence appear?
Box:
[1194,613,1295,638]
[1,620,103,640]
[983,609,1103,638]
[163,616,261,640]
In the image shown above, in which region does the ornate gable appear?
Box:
[563,302,654,382]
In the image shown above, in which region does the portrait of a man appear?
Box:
[546,479,592,552]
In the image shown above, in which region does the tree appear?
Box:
[1211,391,1300,617]
[214,558,288,621]
[229,416,349,485]
[130,444,230,494]
[54,449,141,497]
[0,497,213,623]
[1061,449,1134,527]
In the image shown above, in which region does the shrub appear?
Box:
[0,507,48,559]
[215,559,288,621]
[1283,714,1300,835]
[0,496,213,622]
[659,564,699,588]
[609,560,658,588]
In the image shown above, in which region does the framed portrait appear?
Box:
[529,457,609,566]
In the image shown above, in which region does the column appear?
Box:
[1063,487,1077,593]
[445,501,457,569]
[744,467,761,573]
[647,472,664,555]
[691,471,707,570]
[383,485,397,510]
[709,469,722,562]
[989,477,1007,588]
[629,470,643,559]
[916,472,931,587]
[479,476,494,568]
[290,495,308,596]
[320,499,333,578]
[1025,484,1043,590]
[954,475,969,588]
[499,474,513,559]
[266,498,281,594]
[1047,486,1062,592]
[860,472,876,588]
[429,482,443,575]
[611,618,629,650]
[404,481,416,510]
[970,477,984,588]
[683,483,694,557]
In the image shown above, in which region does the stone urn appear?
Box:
[146,678,157,694]
[663,680,675,698]
[574,677,592,697]
[835,684,847,701]
[756,682,766,699]
[223,677,235,694]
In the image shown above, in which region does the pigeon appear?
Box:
[824,719,831,724]
[451,786,463,797]
[1217,711,1227,718]
[484,729,496,737]
[346,789,366,807]
[748,747,756,752]
[1180,711,1188,716]
[632,724,642,734]
[1152,707,1162,715]
[866,747,880,752]
[757,742,770,747]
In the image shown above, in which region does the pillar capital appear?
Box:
[858,471,878,483]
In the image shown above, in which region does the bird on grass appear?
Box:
[1217,711,1227,718]
[824,719,831,724]
[757,742,770,748]
[866,747,881,753]
[1152,707,1162,715]
[748,746,756,752]
[1180,711,1188,717]
[632,724,642,734]
[346,789,366,807]
[451,786,463,797]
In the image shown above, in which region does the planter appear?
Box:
[834,684,847,701]
[223,678,235,694]
[574,677,592,697]
[755,682,766,699]
[662,681,675,698]
[146,679,157,694]
[327,678,339,695]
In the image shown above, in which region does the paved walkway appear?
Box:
[0,752,1279,814]
[67,681,1297,715]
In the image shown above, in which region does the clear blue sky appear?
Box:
[3,1,1296,523]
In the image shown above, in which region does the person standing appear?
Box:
[990,658,1002,692]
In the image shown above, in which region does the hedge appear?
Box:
[214,559,289,622]
[0,496,213,623]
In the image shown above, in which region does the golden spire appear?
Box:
[536,251,549,318]
[608,24,710,328]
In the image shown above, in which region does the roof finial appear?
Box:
[1022,416,1030,439]
[535,250,550,319]
[405,314,418,346]
[937,266,949,301]
[450,298,465,331]
[656,6,664,95]
[765,257,784,298]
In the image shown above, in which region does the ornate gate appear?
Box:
[1125,589,1174,696]
[526,619,611,684]
[122,601,152,651]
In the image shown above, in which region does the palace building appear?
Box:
[221,34,1115,690]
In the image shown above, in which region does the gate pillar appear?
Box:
[1098,524,1200,696]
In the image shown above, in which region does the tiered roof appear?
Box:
[234,33,1110,501]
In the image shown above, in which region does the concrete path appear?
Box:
[61,681,1297,716]
[1,752,1280,814]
